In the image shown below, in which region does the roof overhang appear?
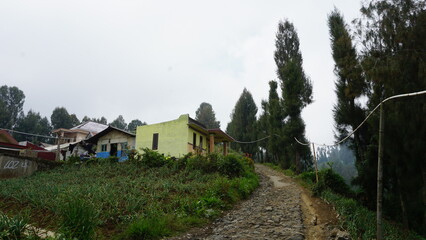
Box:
[85,126,135,144]
[208,129,235,142]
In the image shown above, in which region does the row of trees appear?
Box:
[329,0,425,234]
[0,85,146,143]
[221,0,425,234]
[226,19,313,173]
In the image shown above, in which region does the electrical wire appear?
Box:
[0,128,74,140]
[295,89,426,147]
[233,136,271,144]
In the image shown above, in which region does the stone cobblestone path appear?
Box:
[168,164,342,240]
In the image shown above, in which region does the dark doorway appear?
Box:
[110,143,117,156]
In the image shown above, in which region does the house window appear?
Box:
[199,136,203,149]
[193,133,196,149]
[152,133,159,150]
[101,144,107,152]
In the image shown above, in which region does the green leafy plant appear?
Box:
[58,197,98,240]
[0,213,28,240]
[125,214,171,240]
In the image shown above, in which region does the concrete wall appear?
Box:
[95,130,135,161]
[0,154,61,179]
[136,114,189,157]
[96,131,135,152]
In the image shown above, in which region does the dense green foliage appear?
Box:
[0,85,25,130]
[258,81,286,164]
[329,0,426,234]
[127,119,146,133]
[109,115,128,130]
[328,8,368,171]
[82,116,108,125]
[195,102,221,129]
[258,20,313,172]
[14,110,52,142]
[226,88,258,156]
[50,107,77,130]
[0,152,258,239]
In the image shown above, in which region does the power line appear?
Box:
[0,128,74,140]
[232,134,284,144]
[295,89,426,147]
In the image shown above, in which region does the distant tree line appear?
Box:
[0,86,146,143]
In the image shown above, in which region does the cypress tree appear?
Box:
[226,88,258,156]
[274,20,313,172]
[267,80,285,165]
[327,8,373,203]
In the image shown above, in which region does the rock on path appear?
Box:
[169,164,306,240]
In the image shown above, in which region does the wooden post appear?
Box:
[312,143,319,183]
[223,142,228,156]
[377,103,384,240]
[56,133,61,161]
[209,134,215,153]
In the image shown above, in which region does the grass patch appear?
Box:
[322,190,424,240]
[0,152,258,239]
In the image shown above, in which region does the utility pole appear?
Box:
[56,133,61,161]
[312,143,319,183]
[377,103,384,240]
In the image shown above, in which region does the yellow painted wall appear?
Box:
[136,114,190,157]
[96,131,135,152]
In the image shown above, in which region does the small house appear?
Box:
[135,114,234,157]
[86,126,136,162]
[52,121,108,144]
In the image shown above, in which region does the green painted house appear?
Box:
[135,114,233,157]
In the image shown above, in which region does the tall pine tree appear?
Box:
[328,8,372,198]
[274,20,313,172]
[195,102,221,129]
[226,88,258,156]
[267,80,285,164]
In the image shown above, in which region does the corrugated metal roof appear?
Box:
[71,121,108,134]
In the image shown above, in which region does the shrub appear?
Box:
[218,154,244,178]
[58,197,98,240]
[186,154,218,173]
[140,148,167,168]
[296,171,316,185]
[313,168,352,197]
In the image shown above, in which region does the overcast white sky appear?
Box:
[0,0,363,144]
